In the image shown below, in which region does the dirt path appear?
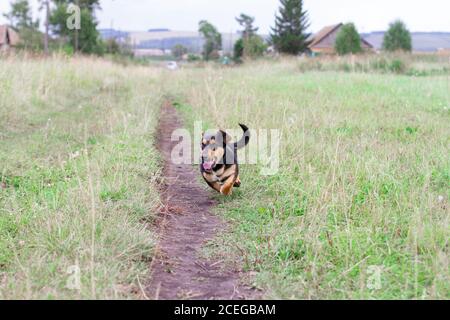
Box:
[146,102,258,300]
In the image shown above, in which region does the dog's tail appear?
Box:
[234,124,250,150]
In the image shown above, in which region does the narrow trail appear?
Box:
[146,102,258,300]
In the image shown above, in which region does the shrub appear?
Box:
[340,62,352,72]
[245,35,267,58]
[187,54,201,62]
[371,57,388,72]
[389,59,406,73]
[233,38,244,62]
[173,44,188,60]
[234,36,267,62]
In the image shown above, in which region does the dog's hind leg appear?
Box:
[233,176,241,187]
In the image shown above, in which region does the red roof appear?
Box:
[309,23,373,49]
[309,23,343,48]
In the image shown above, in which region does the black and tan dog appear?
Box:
[200,124,250,195]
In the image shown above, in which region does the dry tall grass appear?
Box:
[0,56,163,299]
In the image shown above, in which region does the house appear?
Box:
[0,25,20,51]
[133,48,166,57]
[308,23,373,55]
[437,48,450,56]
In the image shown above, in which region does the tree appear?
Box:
[382,20,412,52]
[172,44,188,60]
[103,38,132,56]
[235,13,266,59]
[105,38,121,55]
[198,20,222,60]
[235,14,258,39]
[234,36,267,61]
[270,0,311,55]
[53,0,100,12]
[37,0,50,55]
[335,23,362,55]
[50,0,102,54]
[4,0,43,51]
[72,0,100,12]
[3,0,38,29]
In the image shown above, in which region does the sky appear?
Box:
[1,0,449,34]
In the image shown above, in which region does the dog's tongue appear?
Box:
[203,162,213,170]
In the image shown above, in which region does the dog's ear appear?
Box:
[201,132,207,146]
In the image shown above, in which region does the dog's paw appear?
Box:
[233,177,241,188]
[220,185,233,196]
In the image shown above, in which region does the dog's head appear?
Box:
[201,130,231,173]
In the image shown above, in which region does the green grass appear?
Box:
[0,55,448,300]
[0,57,162,299]
[166,59,450,299]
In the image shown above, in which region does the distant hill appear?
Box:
[99,28,450,54]
[99,28,241,54]
[99,28,129,40]
[148,28,170,32]
[362,32,450,52]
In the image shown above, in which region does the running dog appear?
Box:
[200,124,250,195]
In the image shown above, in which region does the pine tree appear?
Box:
[270,0,311,55]
[382,20,412,52]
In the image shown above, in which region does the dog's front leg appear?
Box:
[220,175,235,196]
[203,173,222,193]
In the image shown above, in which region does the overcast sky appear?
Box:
[1,0,449,34]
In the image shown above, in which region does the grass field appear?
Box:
[168,59,450,299]
[0,55,448,299]
[0,57,162,299]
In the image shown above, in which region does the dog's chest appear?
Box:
[203,172,222,185]
[204,166,225,184]
[210,173,221,182]
[213,165,225,177]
